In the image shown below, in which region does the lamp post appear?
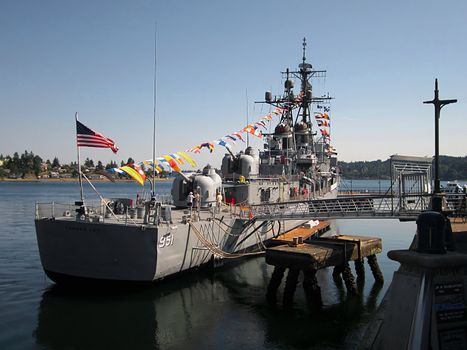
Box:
[423,79,457,211]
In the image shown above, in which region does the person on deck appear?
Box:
[193,190,200,215]
[187,192,194,217]
[216,192,223,213]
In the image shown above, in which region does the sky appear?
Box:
[1,0,466,168]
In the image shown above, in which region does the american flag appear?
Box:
[76,120,118,154]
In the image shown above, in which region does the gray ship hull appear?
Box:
[35,219,158,283]
[35,215,309,284]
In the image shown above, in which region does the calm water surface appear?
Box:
[0,181,417,350]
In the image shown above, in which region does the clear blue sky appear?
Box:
[1,0,466,167]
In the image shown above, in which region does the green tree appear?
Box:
[33,155,43,176]
[18,151,31,177]
[52,157,60,168]
[105,161,118,169]
[96,160,104,171]
[9,152,20,174]
[84,158,94,168]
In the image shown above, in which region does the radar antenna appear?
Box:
[302,37,307,65]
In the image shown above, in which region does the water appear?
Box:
[0,181,417,349]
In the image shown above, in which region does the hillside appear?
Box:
[338,155,467,180]
[1,152,466,181]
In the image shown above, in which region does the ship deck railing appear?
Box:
[223,175,303,182]
[35,201,106,220]
[35,201,145,226]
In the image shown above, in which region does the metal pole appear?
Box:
[151,23,157,196]
[390,158,394,214]
[75,112,84,204]
[423,79,457,195]
[434,80,440,194]
[423,79,457,212]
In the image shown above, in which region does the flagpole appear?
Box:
[151,22,157,196]
[75,112,84,204]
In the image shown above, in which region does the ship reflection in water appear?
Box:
[34,257,383,350]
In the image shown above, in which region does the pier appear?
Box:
[266,234,383,306]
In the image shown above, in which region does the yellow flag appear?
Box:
[120,166,144,186]
[177,151,197,167]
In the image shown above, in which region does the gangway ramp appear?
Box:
[250,194,431,221]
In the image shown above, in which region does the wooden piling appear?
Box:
[303,269,322,308]
[283,269,300,306]
[367,254,384,283]
[342,262,358,294]
[266,266,285,304]
[355,259,365,281]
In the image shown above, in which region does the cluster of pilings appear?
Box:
[265,235,384,306]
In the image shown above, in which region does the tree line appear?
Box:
[1,151,466,180]
[0,151,144,179]
[338,156,467,180]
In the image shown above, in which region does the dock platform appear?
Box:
[265,234,384,306]
[267,235,382,270]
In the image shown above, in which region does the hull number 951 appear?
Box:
[159,233,174,248]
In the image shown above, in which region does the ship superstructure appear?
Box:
[171,39,338,208]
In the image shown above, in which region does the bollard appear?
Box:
[416,211,446,254]
[136,206,145,219]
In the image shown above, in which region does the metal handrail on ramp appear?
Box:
[250,193,432,221]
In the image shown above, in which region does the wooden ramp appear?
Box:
[272,221,330,244]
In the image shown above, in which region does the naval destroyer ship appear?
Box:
[35,40,339,284]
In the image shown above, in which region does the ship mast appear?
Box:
[299,37,310,125]
[256,38,333,177]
